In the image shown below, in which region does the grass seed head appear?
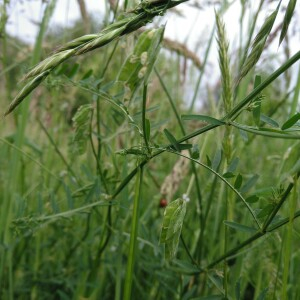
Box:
[215,11,232,113]
[4,70,50,116]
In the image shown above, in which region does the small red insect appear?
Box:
[159,198,168,208]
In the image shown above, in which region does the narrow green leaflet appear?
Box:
[227,157,239,173]
[281,112,300,130]
[246,195,259,203]
[260,114,279,128]
[181,114,225,125]
[257,204,275,218]
[212,149,222,171]
[224,221,257,233]
[163,129,180,152]
[253,75,262,127]
[170,259,200,275]
[279,0,297,46]
[191,144,200,159]
[70,104,93,155]
[118,27,165,98]
[222,172,235,178]
[160,198,187,260]
[234,174,243,189]
[206,155,212,168]
[240,174,259,193]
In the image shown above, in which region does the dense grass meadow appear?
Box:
[1,0,300,299]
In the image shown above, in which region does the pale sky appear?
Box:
[6,1,299,56]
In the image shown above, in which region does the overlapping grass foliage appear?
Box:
[0,0,300,299]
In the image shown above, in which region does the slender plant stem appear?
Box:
[124,165,143,300]
[37,118,81,185]
[189,26,215,112]
[155,70,203,200]
[142,84,150,153]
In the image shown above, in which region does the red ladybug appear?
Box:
[159,198,168,208]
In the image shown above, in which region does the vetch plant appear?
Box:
[1,0,300,299]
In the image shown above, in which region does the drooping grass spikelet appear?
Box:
[25,49,75,79]
[4,0,188,116]
[75,26,126,55]
[215,11,232,113]
[238,2,281,83]
[55,34,98,52]
[4,70,50,116]
[279,0,297,46]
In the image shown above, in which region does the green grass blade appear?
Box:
[182,114,225,125]
[281,113,300,130]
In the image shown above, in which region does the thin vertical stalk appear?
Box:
[189,26,215,112]
[142,84,150,152]
[154,68,204,259]
[281,176,298,299]
[1,0,12,104]
[123,165,143,300]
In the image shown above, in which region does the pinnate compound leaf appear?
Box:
[181,114,225,125]
[279,0,297,46]
[281,112,300,130]
[224,221,257,233]
[71,104,93,155]
[160,198,187,260]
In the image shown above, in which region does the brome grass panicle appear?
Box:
[279,0,297,46]
[238,2,281,83]
[215,11,232,113]
[215,11,234,163]
[4,0,188,117]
